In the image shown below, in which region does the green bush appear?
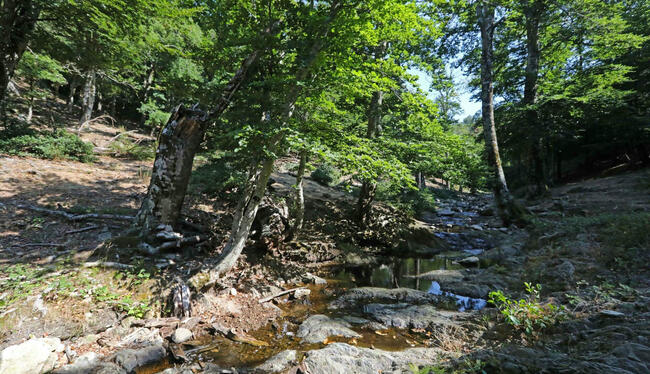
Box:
[311,163,341,186]
[0,130,95,162]
[488,283,566,336]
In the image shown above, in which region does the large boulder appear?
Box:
[330,287,453,309]
[302,343,447,374]
[363,303,463,330]
[0,337,64,374]
[297,315,360,344]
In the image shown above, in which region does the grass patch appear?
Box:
[0,129,95,162]
[108,137,155,160]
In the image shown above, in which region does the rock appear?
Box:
[0,337,64,374]
[305,273,327,284]
[293,288,311,299]
[229,288,237,296]
[172,328,193,344]
[457,256,480,267]
[52,352,100,374]
[302,343,445,374]
[540,259,575,290]
[437,209,455,216]
[364,303,463,329]
[112,345,166,372]
[256,350,297,373]
[297,315,361,344]
[330,287,452,309]
[600,310,625,318]
[404,222,450,255]
[479,206,494,216]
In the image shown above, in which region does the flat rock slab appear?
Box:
[330,287,452,309]
[0,337,64,374]
[297,315,361,344]
[364,303,463,329]
[302,343,448,374]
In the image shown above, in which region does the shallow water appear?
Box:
[159,212,490,371]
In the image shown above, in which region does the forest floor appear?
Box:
[1,117,649,373]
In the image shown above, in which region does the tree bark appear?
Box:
[134,104,208,239]
[139,63,155,126]
[357,89,384,226]
[67,78,80,111]
[0,0,40,106]
[79,69,96,125]
[135,46,265,239]
[524,0,547,195]
[477,2,528,226]
[288,149,307,239]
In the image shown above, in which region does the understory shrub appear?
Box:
[108,137,155,160]
[0,129,95,162]
[311,163,341,186]
[489,283,566,335]
[190,156,246,200]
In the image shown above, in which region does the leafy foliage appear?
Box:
[489,283,566,336]
[0,130,95,162]
[311,163,341,186]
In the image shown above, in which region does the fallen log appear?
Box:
[64,225,100,235]
[258,287,307,303]
[17,204,134,222]
[82,261,134,270]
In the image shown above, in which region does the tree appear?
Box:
[15,50,66,123]
[0,0,41,111]
[477,1,527,225]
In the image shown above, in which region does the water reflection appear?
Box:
[333,256,463,292]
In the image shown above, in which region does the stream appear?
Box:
[154,200,494,372]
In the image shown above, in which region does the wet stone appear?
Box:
[256,350,297,373]
[297,315,361,344]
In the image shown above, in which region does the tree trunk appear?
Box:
[139,63,155,126]
[524,0,547,196]
[477,2,528,226]
[79,70,96,125]
[135,46,266,240]
[0,0,40,106]
[189,158,275,289]
[67,78,79,111]
[26,99,33,123]
[134,105,208,239]
[357,89,384,226]
[288,149,307,240]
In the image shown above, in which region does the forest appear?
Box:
[0,0,648,373]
